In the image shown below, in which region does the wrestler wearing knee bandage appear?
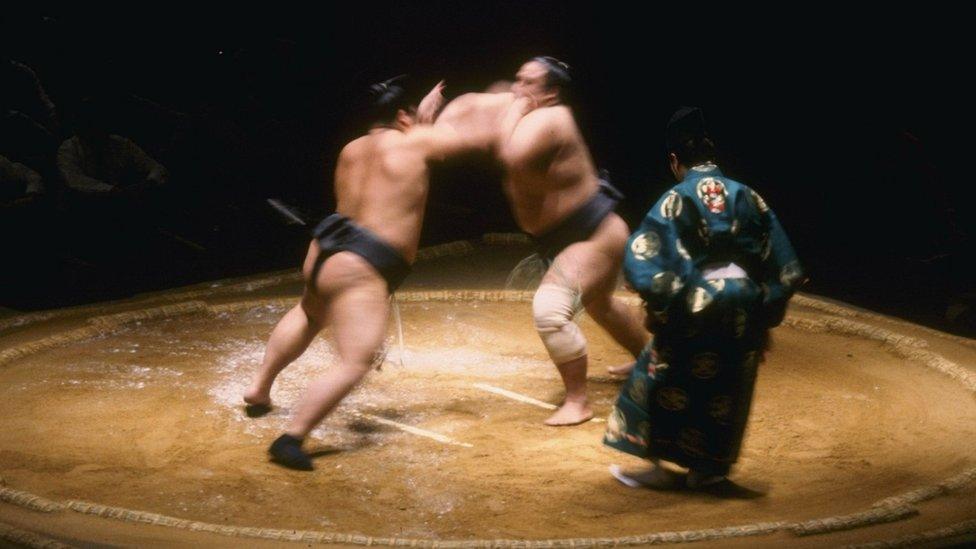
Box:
[435,57,649,425]
[533,283,587,364]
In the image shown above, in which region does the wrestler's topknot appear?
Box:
[367,74,425,126]
[532,56,572,89]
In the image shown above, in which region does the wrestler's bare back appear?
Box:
[332,130,431,264]
[324,119,474,266]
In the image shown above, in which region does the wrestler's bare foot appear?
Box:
[544,399,593,426]
[609,463,682,490]
[607,361,635,376]
[243,388,273,417]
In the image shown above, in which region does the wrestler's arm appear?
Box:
[433,92,512,151]
[753,190,805,327]
[624,192,697,329]
[498,104,564,165]
[433,93,480,128]
[408,125,483,162]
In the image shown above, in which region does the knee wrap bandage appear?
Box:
[533,283,587,364]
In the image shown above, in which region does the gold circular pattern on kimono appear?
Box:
[660,190,683,219]
[751,190,770,213]
[708,395,734,425]
[687,286,713,314]
[657,386,689,411]
[628,375,648,405]
[605,406,627,443]
[651,271,682,296]
[691,352,721,379]
[706,279,726,293]
[780,260,803,287]
[630,232,661,261]
[678,428,708,458]
[696,177,728,214]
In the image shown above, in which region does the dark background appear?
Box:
[2,5,973,336]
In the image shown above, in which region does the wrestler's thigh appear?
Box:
[320,254,390,367]
[544,216,629,301]
[549,243,619,303]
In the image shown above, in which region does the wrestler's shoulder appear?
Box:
[340,135,370,154]
[337,137,366,164]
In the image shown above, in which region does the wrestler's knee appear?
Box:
[533,284,587,364]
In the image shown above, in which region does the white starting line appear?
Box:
[472,383,605,423]
[354,412,473,448]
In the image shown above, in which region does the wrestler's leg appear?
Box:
[580,214,649,376]
[269,252,388,469]
[287,270,389,437]
[536,249,591,426]
[539,214,650,422]
[244,241,328,413]
[285,255,389,438]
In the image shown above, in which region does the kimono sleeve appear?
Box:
[753,191,804,327]
[623,189,697,322]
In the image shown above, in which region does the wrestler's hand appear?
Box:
[513,93,537,115]
[497,93,538,152]
[417,80,446,124]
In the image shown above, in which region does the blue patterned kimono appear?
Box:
[604,163,802,475]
